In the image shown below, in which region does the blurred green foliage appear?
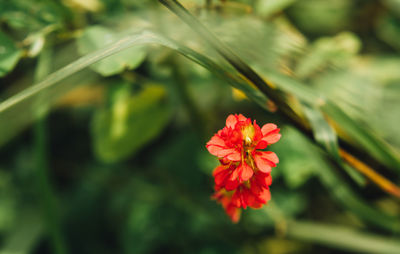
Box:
[1,0,400,254]
[77,26,147,76]
[0,31,21,77]
[92,83,171,162]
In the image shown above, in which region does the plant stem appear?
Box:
[340,149,400,198]
[34,46,68,254]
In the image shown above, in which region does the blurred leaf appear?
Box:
[286,220,400,254]
[376,14,400,51]
[0,31,155,147]
[208,14,304,71]
[302,104,340,161]
[0,30,269,147]
[295,32,361,79]
[273,127,319,188]
[0,171,16,233]
[77,26,147,76]
[262,70,400,172]
[352,56,400,84]
[321,102,400,172]
[197,148,219,175]
[302,103,366,186]
[63,0,103,12]
[317,155,400,232]
[273,190,308,218]
[0,0,67,31]
[92,84,171,162]
[276,127,400,232]
[0,31,22,77]
[288,0,353,34]
[262,70,321,105]
[312,70,380,122]
[383,0,400,17]
[124,202,157,254]
[344,57,400,150]
[255,0,297,17]
[0,209,43,254]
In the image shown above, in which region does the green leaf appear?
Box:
[295,32,361,79]
[321,102,400,172]
[273,127,319,188]
[77,26,147,76]
[0,209,43,254]
[276,127,400,232]
[303,104,341,161]
[0,30,268,147]
[286,220,400,254]
[255,0,297,18]
[288,0,353,34]
[91,84,171,162]
[302,103,366,186]
[261,70,400,173]
[262,70,322,105]
[0,31,22,77]
[376,14,400,51]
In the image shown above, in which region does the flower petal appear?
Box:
[250,181,262,195]
[206,135,226,147]
[226,151,241,161]
[231,191,242,208]
[239,162,253,181]
[212,165,226,177]
[246,193,263,209]
[262,133,281,145]
[254,154,272,173]
[257,188,271,203]
[229,167,240,181]
[261,123,281,144]
[207,147,236,158]
[225,205,241,223]
[226,114,237,129]
[225,179,239,191]
[261,151,279,164]
[256,172,272,187]
[255,140,268,150]
[240,190,248,209]
[237,114,247,122]
[214,170,230,186]
[261,123,277,135]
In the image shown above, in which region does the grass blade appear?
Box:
[286,220,400,254]
[0,30,268,146]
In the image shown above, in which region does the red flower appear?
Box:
[207,114,280,186]
[213,171,273,223]
[207,114,281,222]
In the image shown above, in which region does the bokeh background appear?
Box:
[1,0,400,253]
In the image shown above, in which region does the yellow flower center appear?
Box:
[241,124,255,146]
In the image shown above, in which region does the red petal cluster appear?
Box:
[206,114,281,223]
